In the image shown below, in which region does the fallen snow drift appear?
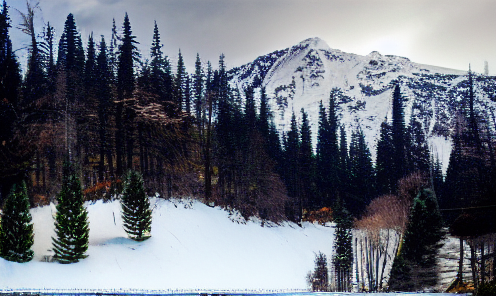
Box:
[0,198,333,291]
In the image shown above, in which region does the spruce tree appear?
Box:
[121,170,152,241]
[52,160,90,263]
[283,112,301,222]
[175,49,186,111]
[376,120,395,195]
[332,198,353,292]
[391,83,407,183]
[0,0,24,203]
[349,127,375,216]
[389,188,445,291]
[116,12,139,174]
[299,109,315,210]
[310,252,329,291]
[0,181,34,263]
[149,21,165,99]
[407,116,430,175]
[96,36,114,181]
[57,13,85,103]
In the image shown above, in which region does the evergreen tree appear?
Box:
[175,49,186,111]
[52,160,90,263]
[310,252,329,291]
[432,156,444,198]
[332,198,353,292]
[299,109,314,210]
[193,53,204,120]
[375,120,395,195]
[0,0,24,203]
[109,18,118,80]
[96,36,113,181]
[0,181,34,263]
[349,127,375,216]
[116,12,139,174]
[148,21,165,99]
[57,13,85,103]
[19,0,46,106]
[389,188,445,290]
[391,83,407,183]
[121,170,152,241]
[338,125,352,203]
[407,116,430,175]
[283,112,301,222]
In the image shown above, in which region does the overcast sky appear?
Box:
[9,0,496,74]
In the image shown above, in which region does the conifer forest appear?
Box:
[0,0,495,294]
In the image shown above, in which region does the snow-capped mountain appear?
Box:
[228,37,496,172]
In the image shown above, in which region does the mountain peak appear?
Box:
[299,37,331,51]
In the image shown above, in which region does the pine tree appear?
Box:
[0,181,34,263]
[0,0,25,204]
[299,109,314,210]
[121,170,152,241]
[96,36,113,181]
[349,127,375,216]
[283,111,301,222]
[389,188,445,290]
[391,83,407,182]
[310,252,329,291]
[57,13,85,103]
[18,0,47,106]
[175,49,186,111]
[407,116,430,175]
[116,12,139,174]
[52,160,90,263]
[376,120,395,195]
[332,198,353,292]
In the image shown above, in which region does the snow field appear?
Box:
[0,198,334,291]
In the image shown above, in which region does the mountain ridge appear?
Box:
[228,37,496,173]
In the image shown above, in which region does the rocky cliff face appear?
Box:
[228,37,496,171]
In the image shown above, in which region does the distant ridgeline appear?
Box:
[228,37,496,162]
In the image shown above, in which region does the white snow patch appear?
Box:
[0,198,333,291]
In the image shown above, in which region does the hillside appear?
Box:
[0,198,333,292]
[229,37,496,172]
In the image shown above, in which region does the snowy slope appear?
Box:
[229,37,496,173]
[0,198,333,291]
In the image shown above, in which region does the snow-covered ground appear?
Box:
[0,198,334,292]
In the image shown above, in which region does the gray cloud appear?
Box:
[9,0,496,74]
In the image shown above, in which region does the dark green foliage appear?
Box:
[332,198,353,292]
[389,188,445,291]
[403,188,444,265]
[175,49,186,111]
[57,13,85,103]
[0,181,34,262]
[52,161,90,263]
[19,1,47,106]
[406,116,430,174]
[299,109,315,211]
[391,83,407,181]
[0,0,25,204]
[316,91,340,208]
[283,112,301,222]
[0,0,21,110]
[309,251,329,291]
[388,253,413,291]
[96,36,114,181]
[116,13,139,174]
[476,279,496,296]
[348,127,375,216]
[432,156,444,200]
[375,120,395,195]
[121,170,152,241]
